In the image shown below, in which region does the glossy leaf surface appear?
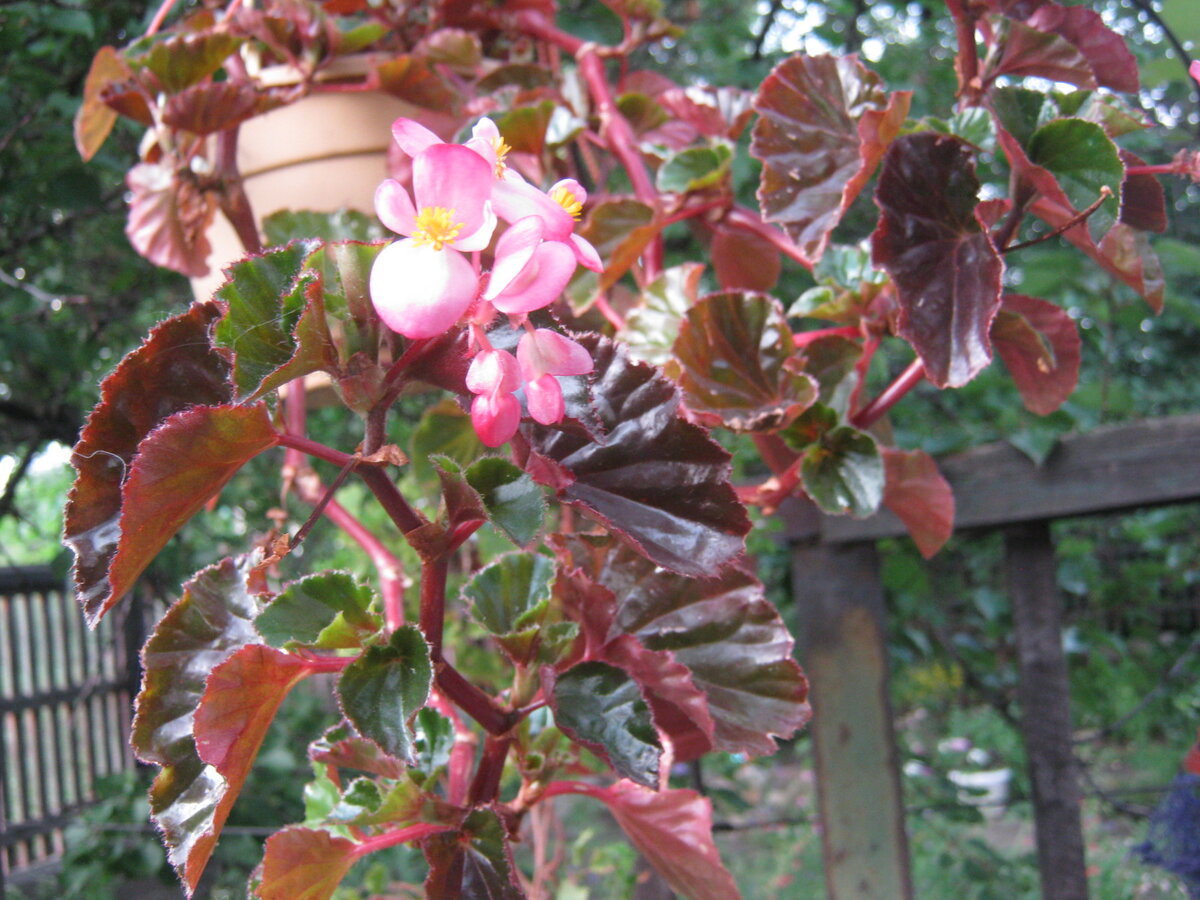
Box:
[801,424,884,518]
[422,809,524,900]
[524,336,749,578]
[872,133,1004,388]
[550,661,662,788]
[131,557,264,892]
[668,291,816,432]
[255,572,381,650]
[753,53,909,262]
[256,827,358,900]
[619,263,704,367]
[65,303,233,624]
[466,457,545,546]
[553,535,809,756]
[337,625,432,765]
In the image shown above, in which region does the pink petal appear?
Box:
[391,118,442,157]
[489,241,577,315]
[1191,60,1200,84]
[412,144,494,236]
[525,373,565,425]
[466,348,521,394]
[369,240,477,339]
[491,176,574,241]
[570,233,603,272]
[375,179,417,236]
[466,117,502,170]
[518,329,593,380]
[471,391,522,446]
[484,217,545,299]
[549,178,588,206]
[454,202,497,252]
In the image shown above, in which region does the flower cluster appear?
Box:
[370,118,600,446]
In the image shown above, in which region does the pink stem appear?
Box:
[351,823,453,859]
[295,652,356,674]
[593,293,626,330]
[1124,164,1174,177]
[436,663,515,736]
[145,0,179,36]
[277,432,355,468]
[851,358,926,429]
[793,325,860,348]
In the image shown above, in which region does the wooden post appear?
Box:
[1006,521,1089,900]
[792,540,913,900]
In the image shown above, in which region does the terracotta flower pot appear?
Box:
[190,63,411,301]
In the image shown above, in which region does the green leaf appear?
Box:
[616,92,669,133]
[131,557,264,893]
[262,210,385,247]
[801,425,884,517]
[619,263,704,367]
[466,457,545,546]
[65,303,233,624]
[1028,118,1123,240]
[463,552,555,634]
[498,100,556,155]
[255,572,381,650]
[667,291,817,432]
[414,708,455,776]
[337,625,432,765]
[656,143,733,193]
[143,32,243,94]
[212,240,336,401]
[578,199,662,291]
[551,661,662,788]
[410,399,486,486]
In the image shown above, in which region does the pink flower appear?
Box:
[484,216,578,315]
[492,176,603,273]
[1191,60,1200,84]
[370,143,497,339]
[517,329,593,425]
[466,349,522,447]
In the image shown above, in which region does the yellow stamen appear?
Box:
[550,185,583,220]
[412,206,463,250]
[491,135,512,177]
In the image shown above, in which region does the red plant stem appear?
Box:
[357,465,425,535]
[793,325,860,348]
[145,0,179,36]
[418,557,449,659]
[436,662,515,736]
[277,432,355,468]
[592,293,626,330]
[851,358,926,429]
[324,498,406,630]
[752,433,798,476]
[661,197,729,228]
[351,822,453,859]
[1125,163,1176,177]
[945,0,981,105]
[540,780,597,801]
[1002,187,1112,254]
[725,206,813,270]
[214,128,262,256]
[283,380,308,473]
[467,735,514,805]
[296,651,356,674]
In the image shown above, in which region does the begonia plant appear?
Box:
[65,0,1198,897]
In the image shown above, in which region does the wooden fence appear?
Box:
[783,413,1200,899]
[0,566,140,895]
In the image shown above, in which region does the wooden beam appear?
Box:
[780,414,1200,545]
[792,541,913,899]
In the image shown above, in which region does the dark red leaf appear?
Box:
[162,81,263,135]
[987,20,1096,89]
[109,404,278,613]
[992,293,1081,415]
[668,291,817,432]
[710,223,781,292]
[551,780,741,900]
[421,809,525,900]
[131,557,265,892]
[1119,150,1168,234]
[523,336,750,579]
[881,448,955,559]
[752,53,910,263]
[552,534,809,757]
[65,303,232,624]
[872,133,1004,388]
[125,161,217,277]
[1017,1,1139,93]
[375,55,459,111]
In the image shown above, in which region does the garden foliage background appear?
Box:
[2,0,1200,897]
